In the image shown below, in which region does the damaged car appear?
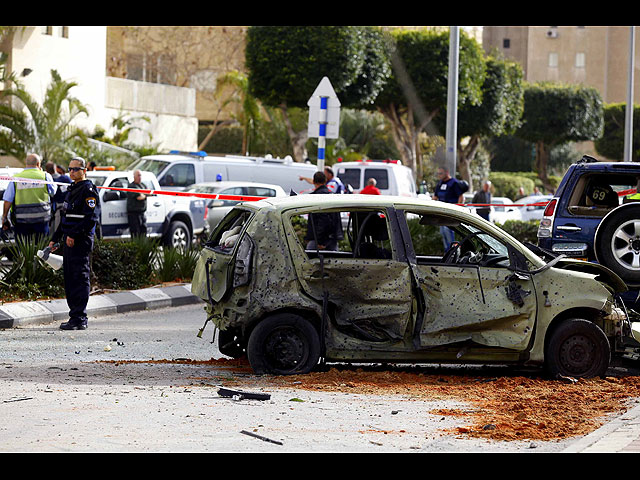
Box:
[191,195,640,378]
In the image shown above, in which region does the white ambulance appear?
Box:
[128,151,317,195]
[333,160,417,197]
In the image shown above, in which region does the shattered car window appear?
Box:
[290,209,393,259]
[405,211,510,265]
[207,208,252,252]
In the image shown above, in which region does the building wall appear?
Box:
[8,26,108,132]
[105,77,197,151]
[483,26,639,104]
[3,26,199,156]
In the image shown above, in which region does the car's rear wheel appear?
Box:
[595,204,640,287]
[545,318,610,378]
[247,313,320,375]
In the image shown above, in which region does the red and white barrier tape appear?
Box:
[0,175,268,202]
[3,174,637,208]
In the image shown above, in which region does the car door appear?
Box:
[398,208,537,351]
[100,176,130,237]
[139,175,166,236]
[284,206,416,344]
[101,175,165,238]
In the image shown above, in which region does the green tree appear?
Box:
[245,26,391,162]
[435,55,525,190]
[594,102,640,161]
[516,82,604,191]
[374,28,486,178]
[0,69,88,163]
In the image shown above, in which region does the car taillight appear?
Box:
[543,198,557,217]
[204,206,208,220]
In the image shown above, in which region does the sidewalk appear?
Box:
[562,402,640,453]
[0,283,202,328]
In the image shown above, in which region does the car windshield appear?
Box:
[129,159,169,176]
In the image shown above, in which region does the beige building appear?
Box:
[1,26,199,167]
[482,26,638,104]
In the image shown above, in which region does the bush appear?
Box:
[91,239,152,290]
[0,236,65,301]
[92,237,200,290]
[489,172,535,199]
[407,217,444,255]
[495,219,540,245]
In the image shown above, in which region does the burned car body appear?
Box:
[192,195,640,377]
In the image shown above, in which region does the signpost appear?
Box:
[308,76,341,172]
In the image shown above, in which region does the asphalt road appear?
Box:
[0,304,592,452]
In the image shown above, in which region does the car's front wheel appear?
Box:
[165,220,191,250]
[247,313,320,375]
[545,318,610,378]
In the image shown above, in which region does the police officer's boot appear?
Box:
[59,318,88,330]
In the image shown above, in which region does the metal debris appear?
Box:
[240,430,283,445]
[217,387,270,401]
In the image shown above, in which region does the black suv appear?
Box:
[538,155,640,303]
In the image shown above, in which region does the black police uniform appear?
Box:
[51,179,101,330]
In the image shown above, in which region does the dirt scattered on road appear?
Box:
[97,357,640,442]
[272,366,640,441]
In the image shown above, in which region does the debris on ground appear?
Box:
[268,367,640,442]
[240,429,283,445]
[95,357,640,442]
[217,387,270,401]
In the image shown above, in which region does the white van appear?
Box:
[128,151,318,195]
[334,160,417,197]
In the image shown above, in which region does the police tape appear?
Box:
[3,174,637,208]
[0,175,268,203]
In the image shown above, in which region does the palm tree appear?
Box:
[198,70,261,155]
[0,69,88,162]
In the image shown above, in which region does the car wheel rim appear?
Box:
[558,334,597,376]
[264,326,308,372]
[611,220,640,271]
[172,228,187,250]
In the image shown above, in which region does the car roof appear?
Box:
[87,170,154,177]
[336,161,409,170]
[187,181,286,191]
[249,193,470,213]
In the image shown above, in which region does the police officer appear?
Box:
[1,153,55,242]
[49,157,101,331]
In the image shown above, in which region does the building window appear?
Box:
[41,26,68,38]
[126,52,177,85]
[548,52,559,68]
[576,52,586,68]
[503,38,510,49]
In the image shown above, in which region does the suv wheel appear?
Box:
[595,204,640,286]
[247,313,320,375]
[545,318,610,378]
[165,220,191,250]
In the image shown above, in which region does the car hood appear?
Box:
[551,258,628,294]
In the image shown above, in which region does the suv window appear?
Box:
[339,168,361,189]
[566,172,637,217]
[160,164,195,187]
[364,168,389,190]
